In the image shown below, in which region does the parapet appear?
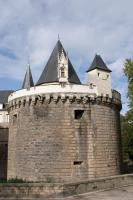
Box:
[8,89,122,111]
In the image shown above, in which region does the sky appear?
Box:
[0,0,133,113]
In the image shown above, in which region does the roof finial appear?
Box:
[28,55,30,67]
[58,34,60,41]
[22,60,34,89]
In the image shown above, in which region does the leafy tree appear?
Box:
[122,59,133,161]
[124,59,133,109]
[121,111,133,160]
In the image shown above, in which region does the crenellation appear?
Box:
[7,92,121,111]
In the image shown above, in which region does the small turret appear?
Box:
[58,49,68,84]
[22,64,34,90]
[86,54,112,97]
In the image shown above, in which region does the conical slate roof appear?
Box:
[0,90,14,104]
[22,65,34,89]
[87,54,111,73]
[36,40,81,85]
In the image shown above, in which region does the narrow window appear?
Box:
[107,74,109,78]
[60,67,65,78]
[98,73,100,77]
[13,114,17,124]
[90,83,93,89]
[74,110,84,119]
[73,161,83,165]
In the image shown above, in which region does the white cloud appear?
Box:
[109,58,125,77]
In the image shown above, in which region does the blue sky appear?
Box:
[0,0,133,113]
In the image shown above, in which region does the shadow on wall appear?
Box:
[123,162,133,174]
[0,128,8,180]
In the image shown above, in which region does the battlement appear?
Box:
[8,89,121,111]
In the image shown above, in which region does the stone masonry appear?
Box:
[7,91,122,182]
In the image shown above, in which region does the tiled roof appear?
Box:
[0,90,14,104]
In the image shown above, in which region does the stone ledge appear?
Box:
[62,173,133,197]
[0,174,132,198]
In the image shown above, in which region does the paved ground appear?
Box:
[0,185,133,200]
[61,185,133,200]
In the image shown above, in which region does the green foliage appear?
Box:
[121,112,133,160]
[0,177,28,183]
[122,60,133,161]
[7,178,26,183]
[124,59,133,109]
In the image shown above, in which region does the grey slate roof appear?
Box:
[22,65,34,89]
[36,40,81,85]
[87,54,111,73]
[0,90,14,104]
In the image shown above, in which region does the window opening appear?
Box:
[73,161,83,165]
[74,110,84,119]
[90,83,93,89]
[60,67,65,78]
[13,114,17,124]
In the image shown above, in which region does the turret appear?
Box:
[22,64,34,90]
[36,40,81,85]
[86,54,112,97]
[58,49,68,84]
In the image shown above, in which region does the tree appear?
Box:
[121,111,133,160]
[122,59,133,161]
[124,59,133,109]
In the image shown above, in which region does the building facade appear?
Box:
[0,91,13,179]
[1,40,122,182]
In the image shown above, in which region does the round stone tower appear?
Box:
[7,41,122,182]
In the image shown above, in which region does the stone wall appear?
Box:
[7,92,122,182]
[0,174,133,198]
[0,125,8,180]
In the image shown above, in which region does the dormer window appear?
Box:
[60,67,65,78]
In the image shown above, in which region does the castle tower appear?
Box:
[7,41,122,182]
[86,54,112,97]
